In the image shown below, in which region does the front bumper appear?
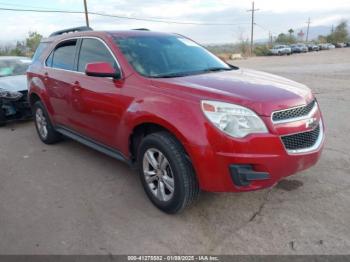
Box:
[188,117,325,192]
[0,91,32,123]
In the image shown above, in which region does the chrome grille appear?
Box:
[272,99,316,122]
[281,124,320,151]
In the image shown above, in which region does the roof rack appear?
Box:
[49,26,93,37]
[132,28,150,31]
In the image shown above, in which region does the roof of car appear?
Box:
[42,30,176,43]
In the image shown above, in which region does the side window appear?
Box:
[51,40,77,70]
[32,42,49,62]
[78,38,116,72]
[46,51,53,67]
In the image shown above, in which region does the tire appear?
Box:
[138,132,200,214]
[33,101,61,144]
[0,108,6,127]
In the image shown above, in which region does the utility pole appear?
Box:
[83,0,90,27]
[269,31,273,47]
[305,17,311,42]
[247,2,260,56]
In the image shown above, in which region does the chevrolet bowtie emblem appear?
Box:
[305,118,318,129]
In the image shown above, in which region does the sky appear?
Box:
[0,0,349,45]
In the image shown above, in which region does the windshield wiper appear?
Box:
[152,67,232,78]
[152,72,195,78]
[202,67,233,72]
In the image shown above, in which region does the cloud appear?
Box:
[0,0,349,44]
[312,15,349,26]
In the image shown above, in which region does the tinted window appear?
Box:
[114,35,231,78]
[46,51,53,67]
[32,42,49,62]
[52,40,77,70]
[78,38,116,72]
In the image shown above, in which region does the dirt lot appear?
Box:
[0,48,349,255]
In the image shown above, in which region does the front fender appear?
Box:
[116,94,209,160]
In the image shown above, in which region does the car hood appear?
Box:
[151,68,313,116]
[0,75,27,92]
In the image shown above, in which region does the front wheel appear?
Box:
[138,132,199,214]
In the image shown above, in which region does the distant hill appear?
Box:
[297,25,333,40]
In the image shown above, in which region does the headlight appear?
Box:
[0,88,23,100]
[201,100,268,138]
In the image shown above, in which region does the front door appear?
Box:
[68,38,125,147]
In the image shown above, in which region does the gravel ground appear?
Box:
[0,48,349,255]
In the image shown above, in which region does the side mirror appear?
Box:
[85,62,121,79]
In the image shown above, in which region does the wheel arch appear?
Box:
[128,120,192,164]
[29,92,42,107]
[28,79,55,118]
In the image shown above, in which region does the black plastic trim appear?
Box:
[229,165,270,187]
[49,26,93,37]
[132,28,150,31]
[55,126,130,165]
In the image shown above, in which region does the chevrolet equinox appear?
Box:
[27,27,325,213]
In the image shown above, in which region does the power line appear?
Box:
[0,7,85,14]
[0,1,55,10]
[89,11,247,25]
[255,23,278,36]
[0,6,249,26]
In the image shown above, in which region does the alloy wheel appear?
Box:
[142,148,175,202]
[35,108,48,139]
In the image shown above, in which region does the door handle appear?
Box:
[44,72,49,81]
[72,81,81,92]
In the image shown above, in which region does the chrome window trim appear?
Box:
[271,100,318,124]
[43,36,122,78]
[281,120,324,155]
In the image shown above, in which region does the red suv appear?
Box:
[27,27,325,213]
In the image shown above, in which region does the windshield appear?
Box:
[0,58,31,77]
[113,35,233,78]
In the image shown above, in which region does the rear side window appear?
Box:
[51,40,77,70]
[46,52,54,67]
[32,42,49,62]
[77,38,116,72]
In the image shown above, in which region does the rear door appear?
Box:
[44,39,79,126]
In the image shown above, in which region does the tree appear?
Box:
[238,38,250,56]
[318,35,327,43]
[9,41,26,56]
[236,30,250,56]
[327,20,348,43]
[275,33,296,44]
[288,28,294,36]
[26,31,42,54]
[0,31,43,56]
